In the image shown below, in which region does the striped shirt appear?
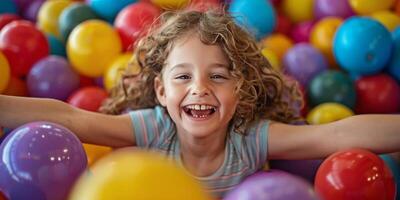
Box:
[129,106,269,198]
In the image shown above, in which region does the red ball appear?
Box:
[274,12,292,35]
[0,14,20,31]
[0,20,49,77]
[67,86,108,112]
[114,2,161,51]
[355,74,400,114]
[315,149,395,200]
[187,0,221,12]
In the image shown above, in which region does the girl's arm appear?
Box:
[268,114,400,160]
[0,95,135,148]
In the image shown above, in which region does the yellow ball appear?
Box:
[69,150,212,200]
[307,102,354,125]
[371,10,400,31]
[261,48,281,71]
[282,0,314,23]
[0,51,10,93]
[151,0,190,10]
[349,0,395,15]
[67,20,122,77]
[83,143,112,166]
[310,17,342,67]
[261,33,293,60]
[37,0,72,38]
[104,53,140,91]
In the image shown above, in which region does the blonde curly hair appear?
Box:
[100,9,304,134]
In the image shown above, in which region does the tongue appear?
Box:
[190,109,212,116]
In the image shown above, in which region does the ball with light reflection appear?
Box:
[0,121,87,200]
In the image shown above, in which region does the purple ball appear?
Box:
[270,159,323,184]
[0,121,87,200]
[224,171,320,200]
[283,43,328,87]
[314,0,354,20]
[22,0,45,22]
[27,55,80,101]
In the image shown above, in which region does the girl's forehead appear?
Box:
[166,34,230,67]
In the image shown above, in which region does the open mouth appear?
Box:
[182,104,217,119]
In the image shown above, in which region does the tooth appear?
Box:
[195,105,200,110]
[201,105,206,110]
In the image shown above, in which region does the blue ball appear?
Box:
[0,0,17,14]
[47,34,66,57]
[333,17,393,75]
[387,26,400,83]
[89,0,136,23]
[229,0,276,40]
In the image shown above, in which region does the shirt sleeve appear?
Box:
[128,106,174,148]
[243,119,270,169]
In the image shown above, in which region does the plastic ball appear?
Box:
[0,0,17,14]
[307,102,354,125]
[349,0,395,15]
[67,20,122,77]
[1,76,28,97]
[274,12,292,35]
[88,0,136,22]
[0,121,87,200]
[0,20,49,77]
[387,26,400,82]
[0,14,20,30]
[114,2,161,51]
[104,53,138,91]
[371,10,400,32]
[69,150,212,200]
[308,70,356,109]
[314,0,353,20]
[229,0,276,40]
[0,51,10,93]
[310,17,342,67]
[282,0,314,23]
[269,160,322,184]
[261,48,281,71]
[261,33,293,60]
[27,55,80,101]
[333,17,392,75]
[82,143,112,166]
[379,154,400,200]
[59,3,99,42]
[67,86,108,112]
[151,0,190,10]
[37,0,72,38]
[22,0,45,22]
[355,74,400,114]
[187,0,221,12]
[283,43,328,87]
[224,171,320,200]
[315,149,395,200]
[290,20,314,43]
[47,34,66,57]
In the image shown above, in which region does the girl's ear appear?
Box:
[154,76,167,107]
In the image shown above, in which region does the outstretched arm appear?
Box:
[268,114,400,160]
[0,95,135,148]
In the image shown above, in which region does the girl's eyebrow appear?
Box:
[169,63,229,72]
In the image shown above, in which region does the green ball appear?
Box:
[308,70,356,109]
[59,3,99,42]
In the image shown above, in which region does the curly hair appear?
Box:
[100,9,304,134]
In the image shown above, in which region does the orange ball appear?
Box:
[261,33,293,60]
[310,17,343,67]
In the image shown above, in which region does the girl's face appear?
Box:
[155,34,238,139]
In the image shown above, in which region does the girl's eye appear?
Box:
[175,75,191,79]
[210,74,227,79]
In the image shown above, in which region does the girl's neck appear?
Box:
[177,127,227,177]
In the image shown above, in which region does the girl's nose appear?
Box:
[191,80,210,96]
